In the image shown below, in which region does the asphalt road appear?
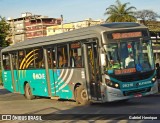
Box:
[0,85,160,123]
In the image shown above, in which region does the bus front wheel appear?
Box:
[75,85,89,105]
[24,83,35,100]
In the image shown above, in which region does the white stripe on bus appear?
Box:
[51,69,65,86]
[55,69,69,88]
[56,69,74,92]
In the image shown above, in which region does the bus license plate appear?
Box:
[134,94,142,97]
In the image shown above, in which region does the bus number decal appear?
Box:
[122,83,134,88]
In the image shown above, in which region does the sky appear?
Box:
[0,0,160,23]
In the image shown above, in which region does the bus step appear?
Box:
[50,96,60,100]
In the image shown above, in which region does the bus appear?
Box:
[1,22,158,105]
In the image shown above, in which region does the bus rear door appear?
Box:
[10,53,20,93]
[2,53,14,92]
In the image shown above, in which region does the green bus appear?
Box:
[1,22,158,105]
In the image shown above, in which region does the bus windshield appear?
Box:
[104,39,154,75]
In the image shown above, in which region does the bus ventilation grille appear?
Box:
[123,87,151,96]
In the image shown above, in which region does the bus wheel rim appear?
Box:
[81,89,87,100]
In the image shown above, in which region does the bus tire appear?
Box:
[24,83,35,100]
[75,85,90,105]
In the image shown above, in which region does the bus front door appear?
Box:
[83,42,101,101]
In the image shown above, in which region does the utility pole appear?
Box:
[61,15,64,33]
[12,19,15,45]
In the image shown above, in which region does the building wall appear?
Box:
[25,18,61,39]
[47,19,103,36]
[8,19,26,44]
[14,20,26,43]
[7,13,62,44]
[47,23,74,36]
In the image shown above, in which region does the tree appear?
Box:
[135,10,160,21]
[104,0,137,22]
[135,10,160,36]
[0,16,10,47]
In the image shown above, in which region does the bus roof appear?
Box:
[2,22,147,52]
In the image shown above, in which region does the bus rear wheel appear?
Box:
[24,83,35,100]
[75,85,90,105]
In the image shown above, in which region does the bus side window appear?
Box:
[57,45,69,68]
[47,48,56,69]
[12,53,18,70]
[69,42,82,68]
[24,49,35,69]
[35,48,45,69]
[18,50,26,69]
[2,54,10,70]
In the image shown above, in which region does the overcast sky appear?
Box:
[0,0,160,22]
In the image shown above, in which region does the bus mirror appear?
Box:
[101,54,106,66]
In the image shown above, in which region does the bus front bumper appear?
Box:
[102,82,158,102]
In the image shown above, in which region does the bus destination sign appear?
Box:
[71,43,81,49]
[115,68,136,75]
[112,32,142,39]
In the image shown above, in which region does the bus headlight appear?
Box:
[115,83,119,88]
[105,79,120,89]
[152,77,156,83]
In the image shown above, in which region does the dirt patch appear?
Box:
[0,85,4,89]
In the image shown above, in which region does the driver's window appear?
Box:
[106,44,120,69]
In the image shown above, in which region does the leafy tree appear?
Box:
[104,0,137,22]
[135,10,160,35]
[135,9,160,21]
[0,16,10,47]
